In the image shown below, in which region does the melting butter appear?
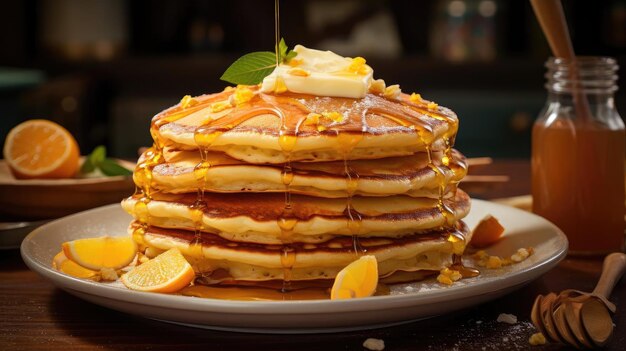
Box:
[261,45,374,98]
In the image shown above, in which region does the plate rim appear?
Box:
[20,200,568,315]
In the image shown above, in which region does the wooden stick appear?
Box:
[466,157,493,167]
[529,0,592,123]
[464,175,510,183]
[592,253,626,299]
[492,195,533,211]
[529,0,574,59]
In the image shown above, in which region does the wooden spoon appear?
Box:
[563,300,594,348]
[531,295,549,338]
[531,253,626,347]
[543,253,625,348]
[581,297,614,347]
[580,253,626,347]
[539,293,566,343]
[552,302,583,348]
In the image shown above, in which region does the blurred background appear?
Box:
[0,0,625,158]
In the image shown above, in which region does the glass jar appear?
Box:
[532,57,625,255]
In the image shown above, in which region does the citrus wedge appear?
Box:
[52,251,99,280]
[331,255,379,300]
[62,236,137,271]
[121,248,195,293]
[3,119,80,179]
[470,215,505,248]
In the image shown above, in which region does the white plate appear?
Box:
[21,200,567,334]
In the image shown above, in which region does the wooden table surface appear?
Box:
[1,159,624,351]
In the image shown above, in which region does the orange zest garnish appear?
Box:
[62,236,137,271]
[330,255,378,300]
[3,119,80,179]
[469,215,505,248]
[121,248,195,293]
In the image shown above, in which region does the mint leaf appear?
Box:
[80,145,106,173]
[220,51,277,85]
[221,38,298,85]
[79,145,132,177]
[99,158,132,176]
[278,38,288,62]
[285,50,297,62]
[90,145,106,165]
[80,158,95,173]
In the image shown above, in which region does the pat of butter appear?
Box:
[261,45,373,99]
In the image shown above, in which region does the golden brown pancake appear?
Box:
[137,147,467,198]
[122,189,471,244]
[132,220,471,282]
[151,88,458,163]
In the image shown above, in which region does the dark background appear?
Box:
[1,0,625,158]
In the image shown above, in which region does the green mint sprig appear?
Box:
[80,145,132,177]
[220,38,297,85]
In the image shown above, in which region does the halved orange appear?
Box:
[62,236,137,271]
[121,248,195,293]
[330,255,379,300]
[3,119,80,179]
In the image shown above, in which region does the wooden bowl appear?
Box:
[0,158,136,220]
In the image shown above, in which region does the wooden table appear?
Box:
[1,160,624,350]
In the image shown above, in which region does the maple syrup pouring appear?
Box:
[274,0,280,67]
[335,109,366,255]
[184,97,311,292]
[276,107,309,293]
[273,0,300,292]
[382,96,476,277]
[190,99,306,290]
[134,92,232,256]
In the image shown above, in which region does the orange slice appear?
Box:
[62,236,137,271]
[3,119,80,179]
[52,251,99,280]
[121,248,195,293]
[470,215,505,248]
[330,255,379,300]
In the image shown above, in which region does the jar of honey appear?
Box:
[532,57,625,255]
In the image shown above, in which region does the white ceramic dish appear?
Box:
[21,200,567,334]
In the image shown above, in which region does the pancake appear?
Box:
[125,46,474,290]
[151,88,458,163]
[139,147,467,198]
[132,220,471,282]
[121,189,471,244]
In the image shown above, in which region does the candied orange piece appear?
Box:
[470,215,505,248]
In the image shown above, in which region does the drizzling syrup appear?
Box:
[150,84,472,291]
[337,131,364,255]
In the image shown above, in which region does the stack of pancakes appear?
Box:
[122,86,471,287]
